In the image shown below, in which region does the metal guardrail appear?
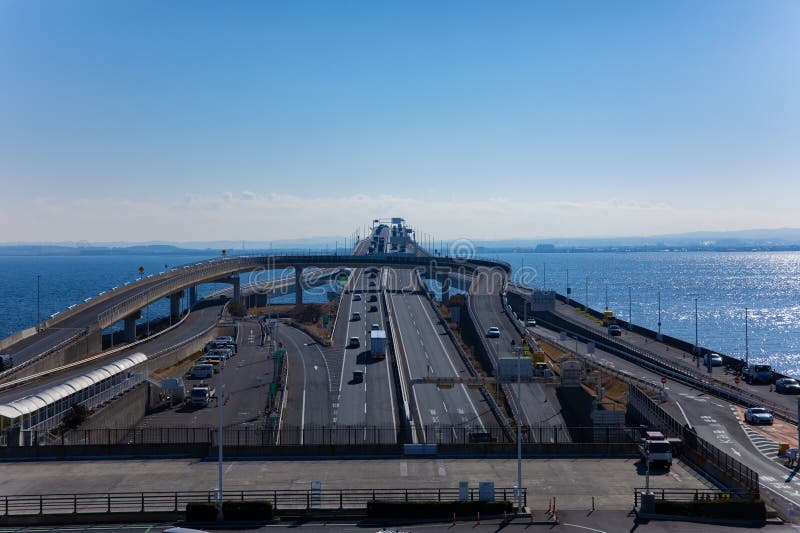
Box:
[633,487,756,507]
[516,297,797,424]
[6,425,638,447]
[0,487,526,516]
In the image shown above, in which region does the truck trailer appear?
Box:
[370,330,387,359]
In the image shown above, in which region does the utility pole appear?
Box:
[584,277,589,311]
[604,284,609,311]
[36,274,41,329]
[628,287,633,330]
[657,290,662,341]
[516,344,523,514]
[745,307,749,368]
[566,269,570,307]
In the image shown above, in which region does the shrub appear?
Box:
[61,404,89,430]
[366,500,513,519]
[653,499,765,522]
[228,300,246,317]
[186,500,273,522]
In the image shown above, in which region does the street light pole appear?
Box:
[36,274,41,329]
[657,290,662,341]
[566,269,570,307]
[694,298,699,355]
[628,287,633,330]
[516,345,523,513]
[584,277,589,311]
[217,368,225,521]
[745,307,750,368]
[604,284,609,311]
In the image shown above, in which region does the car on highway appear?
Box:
[207,348,233,360]
[526,318,537,327]
[369,281,376,287]
[776,378,800,394]
[348,337,360,348]
[608,325,622,336]
[368,295,377,302]
[196,355,223,372]
[352,370,364,383]
[353,294,362,302]
[744,407,774,425]
[369,304,378,312]
[351,312,361,321]
[189,364,214,379]
[371,323,380,331]
[486,326,501,338]
[703,353,723,367]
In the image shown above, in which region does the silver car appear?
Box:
[744,407,773,425]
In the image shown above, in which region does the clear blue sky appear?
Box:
[1,0,798,241]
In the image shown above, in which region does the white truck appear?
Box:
[189,385,214,408]
[639,430,673,471]
[370,330,387,359]
[0,354,12,371]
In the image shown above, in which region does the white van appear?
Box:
[190,364,214,379]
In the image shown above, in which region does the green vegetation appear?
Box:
[61,404,89,430]
[228,300,246,317]
[366,500,513,519]
[653,498,765,522]
[186,500,274,522]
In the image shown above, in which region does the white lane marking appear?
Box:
[731,447,741,457]
[675,401,693,429]
[417,295,485,431]
[438,465,447,477]
[561,524,608,533]
[400,462,408,477]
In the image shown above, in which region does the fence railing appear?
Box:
[627,383,759,493]
[0,487,526,517]
[633,487,757,507]
[4,425,639,448]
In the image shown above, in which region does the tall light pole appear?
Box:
[36,274,41,329]
[657,290,662,341]
[628,287,633,330]
[604,283,609,311]
[584,277,589,311]
[694,298,699,355]
[566,269,570,307]
[217,368,225,521]
[516,344,523,513]
[745,307,750,368]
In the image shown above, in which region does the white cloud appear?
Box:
[0,192,797,242]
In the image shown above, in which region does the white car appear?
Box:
[703,353,723,367]
[744,407,774,425]
[353,294,362,301]
[526,318,537,327]
[486,327,501,338]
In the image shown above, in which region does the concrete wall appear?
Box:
[0,327,37,352]
[77,382,151,431]
[3,328,103,383]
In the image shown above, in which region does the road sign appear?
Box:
[661,377,667,385]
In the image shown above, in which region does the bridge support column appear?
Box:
[232,276,241,303]
[439,272,451,304]
[124,311,141,342]
[170,290,184,322]
[295,266,303,307]
[188,286,198,307]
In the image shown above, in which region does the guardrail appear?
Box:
[0,487,525,517]
[384,289,418,443]
[6,425,639,448]
[633,488,756,507]
[507,284,797,423]
[413,270,513,436]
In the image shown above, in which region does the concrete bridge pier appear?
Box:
[295,266,304,307]
[123,311,142,342]
[169,290,184,322]
[232,275,241,303]
[439,272,451,304]
[188,286,198,308]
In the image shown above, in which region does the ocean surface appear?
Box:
[1,251,799,376]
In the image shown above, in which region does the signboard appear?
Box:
[459,481,469,502]
[310,481,322,509]
[661,377,667,385]
[478,482,495,502]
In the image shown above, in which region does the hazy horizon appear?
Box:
[2,1,798,241]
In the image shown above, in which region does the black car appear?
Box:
[369,304,378,312]
[776,378,800,394]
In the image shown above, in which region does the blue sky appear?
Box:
[1,0,798,241]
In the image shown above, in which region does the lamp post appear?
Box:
[566,269,570,307]
[694,298,699,355]
[657,290,663,341]
[584,277,589,311]
[604,283,609,311]
[745,307,750,368]
[628,287,633,330]
[516,344,523,513]
[36,274,41,329]
[217,371,225,521]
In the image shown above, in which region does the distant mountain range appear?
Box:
[3,228,800,255]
